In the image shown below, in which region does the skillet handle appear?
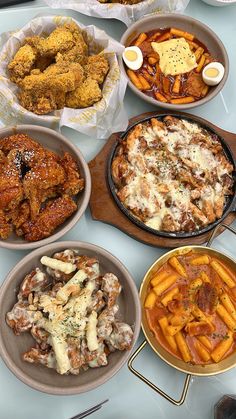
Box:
[128,340,192,406]
[206,223,236,247]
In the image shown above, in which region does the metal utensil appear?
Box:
[69,400,109,419]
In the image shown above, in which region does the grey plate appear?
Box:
[0,241,141,395]
[0,125,91,250]
[119,13,229,110]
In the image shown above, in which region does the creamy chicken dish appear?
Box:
[111,116,234,233]
[6,250,133,375]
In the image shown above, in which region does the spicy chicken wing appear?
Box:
[21,195,77,241]
[59,152,85,195]
[23,159,66,219]
[0,150,24,211]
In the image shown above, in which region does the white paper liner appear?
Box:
[44,0,190,26]
[0,15,128,139]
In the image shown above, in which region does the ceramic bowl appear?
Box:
[120,13,229,110]
[0,125,91,250]
[0,241,141,395]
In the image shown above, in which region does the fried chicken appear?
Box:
[8,21,109,114]
[18,63,84,114]
[0,210,12,239]
[23,159,66,219]
[66,78,102,108]
[59,152,85,195]
[84,54,109,84]
[0,133,46,166]
[8,44,37,83]
[20,195,77,242]
[0,150,24,211]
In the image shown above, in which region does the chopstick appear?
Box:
[69,399,109,419]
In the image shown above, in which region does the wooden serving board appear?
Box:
[89,110,236,248]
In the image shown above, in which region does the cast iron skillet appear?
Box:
[107,113,236,238]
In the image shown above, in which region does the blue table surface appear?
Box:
[0,1,236,418]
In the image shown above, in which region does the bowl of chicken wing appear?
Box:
[0,125,91,249]
[0,241,141,394]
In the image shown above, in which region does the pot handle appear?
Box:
[206,223,236,247]
[128,340,192,406]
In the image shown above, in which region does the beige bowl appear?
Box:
[0,125,91,250]
[0,241,141,395]
[120,14,229,110]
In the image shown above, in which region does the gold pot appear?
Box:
[128,224,236,405]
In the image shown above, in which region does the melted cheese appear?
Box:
[151,38,197,76]
[87,311,99,352]
[56,269,87,302]
[40,256,76,274]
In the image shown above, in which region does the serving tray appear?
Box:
[89,110,236,248]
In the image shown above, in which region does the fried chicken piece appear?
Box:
[34,55,54,72]
[23,159,66,219]
[0,209,12,239]
[8,44,37,83]
[8,200,30,236]
[0,133,47,167]
[0,150,24,211]
[56,46,88,67]
[84,54,109,84]
[185,72,206,98]
[66,78,102,108]
[25,27,74,57]
[18,63,84,114]
[59,152,85,195]
[20,195,77,242]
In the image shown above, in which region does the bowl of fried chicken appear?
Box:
[0,125,91,250]
[0,16,127,138]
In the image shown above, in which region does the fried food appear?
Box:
[98,0,143,3]
[66,78,102,108]
[84,55,109,84]
[8,44,37,83]
[20,195,77,242]
[8,22,109,115]
[0,134,84,242]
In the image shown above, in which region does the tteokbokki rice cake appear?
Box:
[143,249,236,366]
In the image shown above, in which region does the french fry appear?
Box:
[172,75,181,94]
[170,27,194,41]
[170,97,195,104]
[187,40,199,50]
[155,92,168,102]
[190,255,210,266]
[196,55,206,73]
[220,293,236,321]
[127,69,143,90]
[168,256,187,277]
[150,270,170,287]
[189,277,202,291]
[134,32,147,47]
[148,32,161,42]
[161,286,179,306]
[153,273,178,296]
[216,304,236,332]
[156,32,171,43]
[175,331,191,362]
[200,272,211,283]
[194,340,211,362]
[197,335,212,351]
[210,260,235,288]
[195,46,204,62]
[158,317,177,352]
[166,324,184,336]
[138,74,151,90]
[144,291,157,309]
[211,330,233,363]
[201,85,209,97]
